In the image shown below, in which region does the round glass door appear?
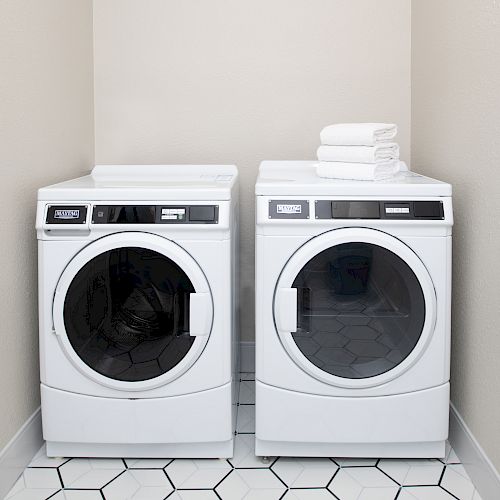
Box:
[274,228,436,388]
[53,232,213,390]
[292,242,425,379]
[64,247,195,382]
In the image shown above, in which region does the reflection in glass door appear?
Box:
[292,243,426,379]
[63,247,195,382]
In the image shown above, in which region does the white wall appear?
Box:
[412,0,500,471]
[0,0,94,450]
[93,0,411,340]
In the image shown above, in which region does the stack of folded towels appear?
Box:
[316,123,401,181]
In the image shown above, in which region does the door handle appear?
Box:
[189,293,212,336]
[275,288,297,332]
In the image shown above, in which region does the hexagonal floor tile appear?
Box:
[4,477,25,499]
[239,380,256,404]
[378,459,444,486]
[51,490,103,499]
[102,469,173,499]
[168,491,220,499]
[272,457,338,488]
[5,473,61,500]
[333,458,378,467]
[399,486,458,499]
[58,458,124,488]
[236,404,255,433]
[124,458,173,469]
[165,458,231,489]
[328,467,398,500]
[441,464,476,499]
[281,489,335,499]
[443,441,461,464]
[216,469,286,499]
[28,445,69,468]
[228,433,275,469]
[22,468,62,489]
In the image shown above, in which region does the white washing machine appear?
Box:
[255,161,452,458]
[36,164,239,458]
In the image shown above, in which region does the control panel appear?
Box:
[315,200,444,220]
[91,205,218,224]
[44,205,218,225]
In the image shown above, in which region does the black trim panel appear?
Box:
[91,205,219,224]
[315,200,444,220]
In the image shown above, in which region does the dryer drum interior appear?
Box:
[63,246,195,382]
[292,242,426,380]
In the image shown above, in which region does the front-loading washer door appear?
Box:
[274,228,437,389]
[52,232,213,391]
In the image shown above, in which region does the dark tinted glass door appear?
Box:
[63,247,195,382]
[292,242,425,379]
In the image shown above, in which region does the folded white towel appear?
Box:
[317,143,399,163]
[320,123,398,146]
[316,160,400,181]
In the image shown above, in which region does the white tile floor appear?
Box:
[5,373,482,500]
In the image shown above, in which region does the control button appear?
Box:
[162,208,185,216]
[414,201,444,218]
[189,206,216,222]
[384,203,411,217]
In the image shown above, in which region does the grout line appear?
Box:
[44,491,61,500]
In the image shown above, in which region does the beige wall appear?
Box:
[0,1,94,449]
[93,0,411,340]
[412,1,500,470]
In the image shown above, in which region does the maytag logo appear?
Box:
[54,209,80,219]
[277,204,302,214]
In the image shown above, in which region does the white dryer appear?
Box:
[255,161,452,458]
[36,164,239,458]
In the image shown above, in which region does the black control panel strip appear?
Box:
[89,205,219,224]
[315,200,444,220]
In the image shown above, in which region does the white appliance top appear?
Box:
[256,161,452,197]
[38,165,238,201]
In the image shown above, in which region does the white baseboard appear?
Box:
[448,403,500,500]
[0,407,43,499]
[240,341,255,372]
